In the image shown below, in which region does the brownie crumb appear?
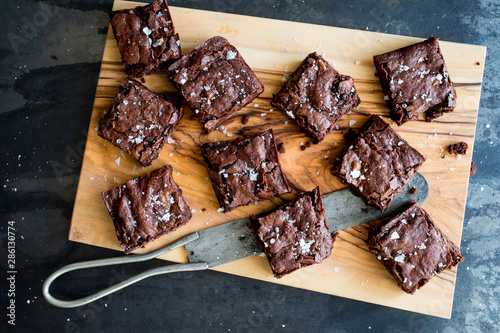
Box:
[343,128,357,142]
[475,62,480,66]
[51,54,58,60]
[201,208,207,212]
[277,142,286,153]
[409,187,417,194]
[448,141,468,155]
[470,161,477,176]
[305,141,312,148]
[242,114,250,124]
[140,78,146,83]
[300,145,307,151]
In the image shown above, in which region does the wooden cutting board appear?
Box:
[69,0,486,318]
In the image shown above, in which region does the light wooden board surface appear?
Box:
[69,0,486,318]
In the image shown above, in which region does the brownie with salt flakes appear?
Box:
[365,202,464,294]
[248,187,336,278]
[373,36,456,125]
[167,36,264,132]
[109,0,181,78]
[98,79,183,167]
[332,115,425,211]
[271,52,361,142]
[102,165,192,254]
[201,129,291,212]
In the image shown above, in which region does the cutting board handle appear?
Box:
[42,232,207,308]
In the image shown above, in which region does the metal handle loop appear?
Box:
[42,232,208,308]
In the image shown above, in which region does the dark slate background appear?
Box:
[1,0,498,332]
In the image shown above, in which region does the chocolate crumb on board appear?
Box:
[277,142,286,153]
[242,114,250,124]
[300,145,307,151]
[470,161,477,176]
[448,141,468,155]
[409,187,417,194]
[344,128,357,142]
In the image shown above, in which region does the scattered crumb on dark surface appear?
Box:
[277,142,286,153]
[470,161,477,176]
[141,78,146,83]
[305,141,312,148]
[448,141,468,155]
[409,187,417,194]
[241,114,250,124]
[344,128,357,142]
[51,54,58,60]
[300,145,306,151]
[98,27,108,35]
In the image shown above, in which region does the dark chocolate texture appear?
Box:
[248,187,336,278]
[470,161,477,176]
[332,115,425,211]
[98,79,183,167]
[271,52,361,142]
[168,36,264,132]
[365,202,464,294]
[102,165,192,254]
[373,36,456,125]
[201,129,291,212]
[109,0,181,78]
[448,141,468,155]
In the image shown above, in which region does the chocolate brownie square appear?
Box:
[98,79,183,167]
[109,0,181,78]
[167,36,264,132]
[201,129,291,212]
[332,115,425,211]
[271,52,361,142]
[248,187,336,278]
[373,36,456,125]
[365,202,464,294]
[102,165,192,254]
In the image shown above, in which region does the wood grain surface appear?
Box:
[69,0,486,318]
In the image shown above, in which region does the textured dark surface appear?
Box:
[201,129,290,212]
[0,0,498,332]
[248,187,335,278]
[365,202,464,294]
